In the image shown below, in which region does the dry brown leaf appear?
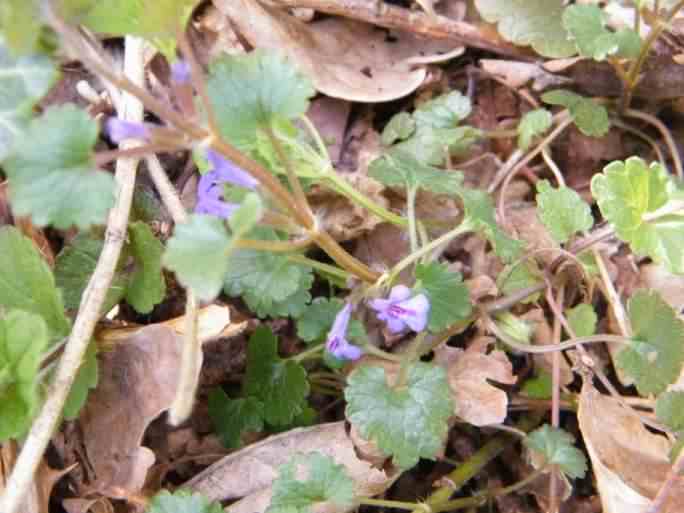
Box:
[578,382,682,512]
[522,308,574,387]
[214,0,454,102]
[434,337,516,426]
[305,97,351,165]
[63,497,115,513]
[184,421,398,509]
[480,59,571,90]
[505,203,561,266]
[638,263,684,313]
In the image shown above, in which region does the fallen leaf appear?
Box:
[63,497,114,513]
[522,308,574,387]
[434,337,516,426]
[578,382,682,512]
[184,421,398,509]
[638,263,684,313]
[213,0,443,102]
[480,59,571,90]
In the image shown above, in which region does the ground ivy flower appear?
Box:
[170,59,191,85]
[326,303,363,361]
[105,118,151,143]
[368,285,430,334]
[205,149,258,190]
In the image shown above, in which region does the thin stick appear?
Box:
[549,286,564,513]
[169,292,201,425]
[623,108,683,178]
[0,36,146,513]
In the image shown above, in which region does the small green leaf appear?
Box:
[126,222,166,314]
[0,1,43,55]
[146,490,224,513]
[207,51,315,150]
[495,312,533,344]
[297,298,345,343]
[413,91,472,130]
[267,452,355,513]
[244,327,309,426]
[542,90,609,137]
[163,214,231,301]
[474,0,576,58]
[267,273,314,319]
[414,262,472,332]
[223,230,313,318]
[591,157,684,274]
[62,340,98,420]
[4,104,115,229]
[617,290,684,395]
[345,362,453,469]
[368,149,464,195]
[656,391,684,432]
[382,112,415,146]
[563,5,640,61]
[392,125,481,167]
[517,109,552,150]
[0,226,70,342]
[521,371,552,399]
[0,36,57,159]
[536,180,593,243]
[457,188,523,262]
[525,424,587,479]
[208,388,264,449]
[229,192,263,236]
[497,262,542,304]
[0,310,48,441]
[61,0,197,59]
[566,304,597,338]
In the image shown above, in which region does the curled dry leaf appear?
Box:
[505,203,561,266]
[184,421,398,510]
[433,337,516,426]
[480,59,572,90]
[80,306,242,497]
[638,263,684,314]
[213,0,457,102]
[578,382,682,513]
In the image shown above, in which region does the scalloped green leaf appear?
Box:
[566,303,597,338]
[208,388,264,449]
[3,104,115,229]
[345,362,452,469]
[542,89,609,137]
[414,262,472,331]
[474,0,576,58]
[617,289,684,395]
[517,108,552,150]
[525,424,587,479]
[536,180,593,243]
[126,221,166,314]
[267,452,355,513]
[146,490,223,513]
[656,391,684,432]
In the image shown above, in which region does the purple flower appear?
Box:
[205,149,258,190]
[325,303,363,361]
[195,173,239,219]
[105,118,151,143]
[170,60,191,85]
[368,285,430,334]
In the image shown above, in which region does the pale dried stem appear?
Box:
[0,36,146,513]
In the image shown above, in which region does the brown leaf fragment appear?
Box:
[522,308,574,387]
[480,59,571,91]
[434,337,516,426]
[63,497,115,513]
[578,382,682,513]
[214,0,431,102]
[184,421,398,507]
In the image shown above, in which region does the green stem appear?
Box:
[407,186,418,253]
[387,219,475,284]
[286,254,352,282]
[237,238,313,252]
[358,498,424,511]
[325,173,407,227]
[313,230,380,283]
[290,344,324,362]
[299,114,332,163]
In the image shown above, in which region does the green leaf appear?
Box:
[4,104,115,229]
[656,391,684,432]
[0,37,58,159]
[521,371,552,399]
[525,424,587,479]
[0,1,43,55]
[61,0,197,59]
[518,109,552,151]
[542,90,609,137]
[382,112,415,146]
[591,157,684,274]
[0,226,70,342]
[617,289,684,395]
[126,222,166,314]
[535,180,593,243]
[267,452,355,513]
[392,125,481,167]
[496,262,542,304]
[0,310,49,441]
[296,298,366,345]
[207,51,315,150]
[413,91,472,130]
[62,340,98,420]
[495,312,533,344]
[223,230,313,318]
[368,149,464,194]
[244,326,309,426]
[267,273,314,319]
[474,0,576,58]
[146,490,224,513]
[566,304,597,338]
[414,262,472,332]
[457,188,523,262]
[562,5,641,61]
[208,388,264,449]
[345,362,453,470]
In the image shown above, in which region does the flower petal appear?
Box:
[368,297,392,313]
[329,303,352,341]
[195,197,239,219]
[336,342,363,360]
[386,316,406,334]
[388,284,412,303]
[171,60,191,85]
[205,149,259,190]
[397,294,430,332]
[106,118,151,143]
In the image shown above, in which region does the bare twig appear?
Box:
[623,108,683,179]
[0,36,146,513]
